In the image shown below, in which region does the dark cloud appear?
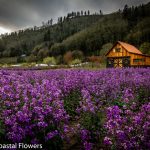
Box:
[0,0,149,33]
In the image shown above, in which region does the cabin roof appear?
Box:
[106,41,142,56]
[118,41,142,54]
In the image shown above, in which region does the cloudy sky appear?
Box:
[0,0,149,34]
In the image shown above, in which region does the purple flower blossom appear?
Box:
[104,136,112,145]
[83,141,93,150]
[0,68,149,149]
[45,130,58,140]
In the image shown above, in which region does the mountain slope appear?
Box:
[0,2,150,62]
[49,2,150,57]
[0,15,103,57]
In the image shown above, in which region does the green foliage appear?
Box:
[64,90,81,117]
[81,112,104,132]
[100,43,113,56]
[0,57,17,64]
[37,49,49,60]
[2,50,11,57]
[26,54,37,63]
[0,14,102,59]
[126,17,150,46]
[70,59,82,65]
[32,43,49,60]
[50,43,65,56]
[0,120,6,143]
[0,120,5,135]
[56,55,63,65]
[140,42,150,55]
[136,87,150,105]
[17,56,26,63]
[80,111,105,146]
[72,50,84,60]
[43,57,56,65]
[60,15,128,55]
[0,2,150,62]
[112,100,126,107]
[0,40,5,53]
[44,136,63,150]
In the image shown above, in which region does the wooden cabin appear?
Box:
[105,41,150,68]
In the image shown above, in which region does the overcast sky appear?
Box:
[0,0,149,34]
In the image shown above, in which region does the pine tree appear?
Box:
[100,10,103,15]
[123,4,129,19]
[50,18,53,26]
[77,11,80,16]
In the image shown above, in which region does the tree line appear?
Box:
[0,2,150,64]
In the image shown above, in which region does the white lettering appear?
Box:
[18,143,24,148]
[0,144,17,149]
[18,143,42,149]
[0,143,42,149]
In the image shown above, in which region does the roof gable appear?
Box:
[105,41,142,56]
[118,41,142,54]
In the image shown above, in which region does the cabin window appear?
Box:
[115,48,121,52]
[133,58,145,63]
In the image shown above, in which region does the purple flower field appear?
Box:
[0,68,150,150]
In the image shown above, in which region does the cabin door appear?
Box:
[122,57,130,67]
[107,57,130,68]
[114,58,123,68]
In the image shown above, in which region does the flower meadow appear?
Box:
[0,68,150,150]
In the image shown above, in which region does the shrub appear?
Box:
[72,50,84,60]
[56,55,63,65]
[70,59,82,65]
[26,54,37,63]
[100,43,113,56]
[63,51,73,64]
[43,57,56,66]
[140,42,150,55]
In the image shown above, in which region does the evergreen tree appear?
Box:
[100,10,103,15]
[77,11,80,16]
[50,18,53,25]
[123,4,129,19]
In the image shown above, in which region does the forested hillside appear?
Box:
[0,2,150,63]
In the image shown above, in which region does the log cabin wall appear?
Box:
[130,54,145,66]
[145,56,150,65]
[130,54,150,66]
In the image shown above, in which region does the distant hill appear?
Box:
[0,2,150,63]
